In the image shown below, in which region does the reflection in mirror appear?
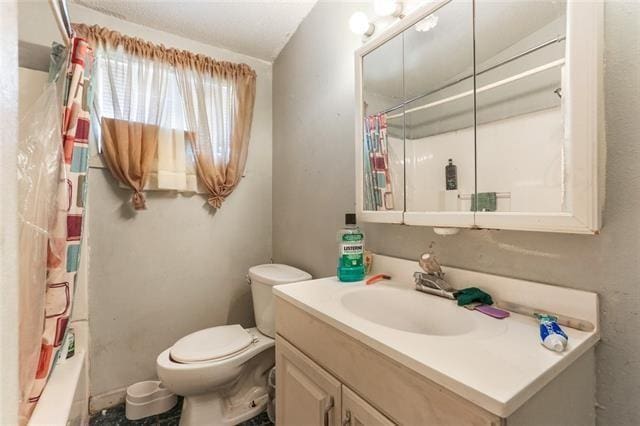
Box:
[475,1,567,213]
[403,2,475,213]
[362,33,403,115]
[363,107,404,211]
[362,34,404,211]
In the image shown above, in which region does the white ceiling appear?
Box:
[73,0,318,62]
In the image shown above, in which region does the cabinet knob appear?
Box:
[324,397,334,426]
[342,409,352,426]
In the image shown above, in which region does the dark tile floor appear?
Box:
[89,398,273,426]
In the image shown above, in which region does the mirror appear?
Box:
[403,2,475,213]
[475,1,567,213]
[362,33,404,212]
[356,0,602,233]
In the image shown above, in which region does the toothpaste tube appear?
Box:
[535,314,568,352]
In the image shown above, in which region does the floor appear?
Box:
[89,398,273,426]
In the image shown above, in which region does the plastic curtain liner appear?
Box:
[18,45,65,425]
[18,38,94,424]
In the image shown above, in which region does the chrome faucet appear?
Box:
[414,253,456,300]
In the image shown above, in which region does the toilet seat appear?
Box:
[171,325,253,363]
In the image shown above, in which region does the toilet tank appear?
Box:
[248,264,312,338]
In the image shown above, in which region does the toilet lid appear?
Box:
[170,325,253,363]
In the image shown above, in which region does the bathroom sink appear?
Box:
[340,285,475,336]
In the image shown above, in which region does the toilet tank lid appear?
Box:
[170,325,252,363]
[248,264,312,286]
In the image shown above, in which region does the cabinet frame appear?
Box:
[354,0,604,234]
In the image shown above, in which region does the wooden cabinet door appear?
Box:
[276,336,342,426]
[342,386,395,426]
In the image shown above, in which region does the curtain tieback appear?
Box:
[132,191,147,210]
[207,194,226,209]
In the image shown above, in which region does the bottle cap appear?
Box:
[345,213,357,225]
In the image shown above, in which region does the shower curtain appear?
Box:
[18,37,93,423]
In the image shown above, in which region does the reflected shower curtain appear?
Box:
[364,114,394,211]
[19,37,93,423]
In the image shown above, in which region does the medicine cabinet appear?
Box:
[355,0,604,233]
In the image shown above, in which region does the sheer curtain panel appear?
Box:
[175,61,256,208]
[92,43,170,209]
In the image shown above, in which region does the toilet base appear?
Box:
[179,386,269,426]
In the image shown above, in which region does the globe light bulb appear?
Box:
[349,12,374,36]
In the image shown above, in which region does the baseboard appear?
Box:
[89,387,127,414]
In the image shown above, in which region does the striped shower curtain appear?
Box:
[22,37,93,422]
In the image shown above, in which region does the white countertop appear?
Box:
[274,257,600,417]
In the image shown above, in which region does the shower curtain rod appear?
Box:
[379,34,567,117]
[387,58,564,119]
[48,0,72,46]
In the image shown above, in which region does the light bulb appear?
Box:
[374,0,402,17]
[349,12,374,36]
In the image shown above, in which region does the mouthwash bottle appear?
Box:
[337,213,365,282]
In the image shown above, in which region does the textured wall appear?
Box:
[273,2,640,424]
[81,11,273,398]
[18,2,273,400]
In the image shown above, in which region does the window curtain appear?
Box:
[174,59,256,208]
[90,37,171,209]
[73,23,257,208]
[18,38,93,423]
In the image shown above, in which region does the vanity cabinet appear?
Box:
[275,298,502,426]
[355,0,604,234]
[276,296,597,426]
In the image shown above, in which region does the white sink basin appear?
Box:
[340,285,475,336]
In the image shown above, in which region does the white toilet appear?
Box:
[157,264,311,426]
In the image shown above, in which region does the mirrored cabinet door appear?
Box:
[474,0,567,216]
[359,33,405,222]
[472,0,603,233]
[403,1,475,227]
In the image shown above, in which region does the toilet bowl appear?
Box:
[157,264,311,426]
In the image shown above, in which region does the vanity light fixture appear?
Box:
[415,14,439,32]
[349,11,376,37]
[373,0,403,18]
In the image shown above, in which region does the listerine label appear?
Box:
[340,233,363,267]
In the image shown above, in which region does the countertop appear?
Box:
[273,259,600,417]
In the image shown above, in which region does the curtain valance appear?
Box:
[72,23,256,79]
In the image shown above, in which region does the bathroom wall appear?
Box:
[18,2,273,406]
[273,2,640,425]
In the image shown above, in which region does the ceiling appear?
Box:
[73,0,318,62]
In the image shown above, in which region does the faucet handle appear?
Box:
[419,252,443,276]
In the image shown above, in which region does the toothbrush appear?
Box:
[366,274,391,285]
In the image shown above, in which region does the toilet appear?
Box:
[157,264,311,426]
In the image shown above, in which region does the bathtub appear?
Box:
[29,321,89,426]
